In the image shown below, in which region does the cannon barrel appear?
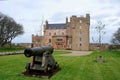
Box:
[24,46,54,57]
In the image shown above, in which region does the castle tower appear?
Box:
[67,14,90,50]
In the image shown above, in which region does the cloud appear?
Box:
[97,0,120,4]
[1,0,120,44]
[12,34,32,43]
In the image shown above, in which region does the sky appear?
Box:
[0,0,120,44]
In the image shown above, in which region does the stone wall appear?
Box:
[16,43,31,48]
[44,29,66,46]
[68,14,90,50]
[90,43,109,50]
[32,34,44,47]
[52,36,67,49]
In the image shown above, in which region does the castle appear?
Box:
[32,14,90,50]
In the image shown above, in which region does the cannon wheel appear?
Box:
[44,65,52,73]
[25,63,30,72]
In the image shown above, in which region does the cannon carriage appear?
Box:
[24,46,59,73]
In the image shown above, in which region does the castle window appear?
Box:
[54,33,56,35]
[72,27,75,29]
[36,39,40,42]
[68,27,70,31]
[80,26,82,29]
[62,32,64,35]
[49,32,51,36]
[80,43,82,46]
[56,39,63,42]
[80,20,82,23]
[49,39,51,43]
[80,32,82,37]
[80,37,82,41]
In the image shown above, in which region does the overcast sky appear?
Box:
[0,0,120,44]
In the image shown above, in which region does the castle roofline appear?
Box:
[46,23,66,29]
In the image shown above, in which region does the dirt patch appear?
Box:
[58,51,92,56]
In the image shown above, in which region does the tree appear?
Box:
[92,21,106,50]
[111,28,120,44]
[0,12,24,48]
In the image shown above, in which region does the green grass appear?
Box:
[0,51,120,80]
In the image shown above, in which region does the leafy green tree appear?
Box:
[0,12,24,48]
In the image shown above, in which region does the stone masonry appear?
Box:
[32,14,90,50]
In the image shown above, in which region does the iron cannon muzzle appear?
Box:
[24,46,54,57]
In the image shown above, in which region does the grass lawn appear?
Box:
[0,51,120,80]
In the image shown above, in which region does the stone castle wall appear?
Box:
[67,14,90,50]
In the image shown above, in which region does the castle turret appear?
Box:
[86,14,90,25]
[68,14,90,50]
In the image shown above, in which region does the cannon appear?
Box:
[24,46,59,73]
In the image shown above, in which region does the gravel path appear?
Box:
[58,51,92,56]
[0,50,24,56]
[0,50,92,56]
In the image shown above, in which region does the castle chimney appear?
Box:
[66,17,68,23]
[45,20,48,29]
[86,13,90,25]
[46,20,48,25]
